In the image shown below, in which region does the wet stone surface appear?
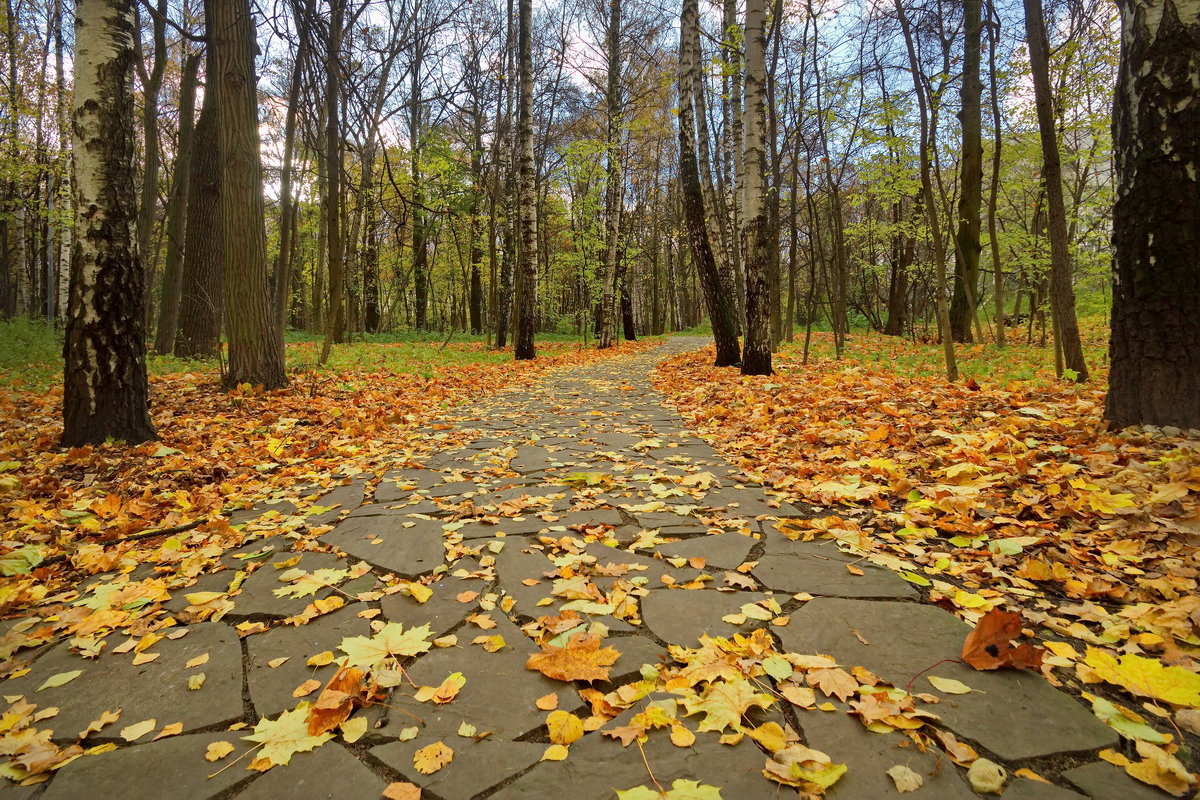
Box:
[0,340,1136,799]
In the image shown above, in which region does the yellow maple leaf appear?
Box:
[526,633,620,682]
[413,741,453,775]
[242,703,333,768]
[546,710,584,745]
[1082,648,1200,708]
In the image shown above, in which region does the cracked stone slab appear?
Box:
[1004,779,1089,800]
[1062,762,1175,800]
[650,532,758,568]
[380,582,479,636]
[234,742,387,800]
[778,598,1117,761]
[602,633,668,680]
[799,704,976,799]
[308,481,368,523]
[40,731,250,800]
[376,614,562,741]
[229,498,299,527]
[640,589,780,646]
[752,541,917,599]
[489,697,780,800]
[246,607,373,718]
[3,622,242,739]
[321,514,445,576]
[372,737,544,799]
[233,551,349,618]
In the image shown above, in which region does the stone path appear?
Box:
[4,339,1156,799]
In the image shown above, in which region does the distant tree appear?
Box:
[1105,0,1199,429]
[62,0,155,446]
[950,0,984,343]
[597,0,623,349]
[205,0,287,388]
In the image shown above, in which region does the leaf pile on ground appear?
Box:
[0,340,657,631]
[654,334,1199,764]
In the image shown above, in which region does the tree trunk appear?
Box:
[274,15,309,332]
[987,0,1005,347]
[1023,0,1088,382]
[319,0,345,364]
[175,58,223,359]
[680,0,740,367]
[135,0,166,329]
[950,0,983,343]
[63,0,155,446]
[206,0,286,388]
[513,0,536,360]
[153,50,198,355]
[1105,0,1199,429]
[740,0,772,375]
[597,0,622,349]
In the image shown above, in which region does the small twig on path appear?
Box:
[635,734,666,796]
[905,658,965,692]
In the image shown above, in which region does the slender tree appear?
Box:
[950,0,984,343]
[1023,0,1088,381]
[205,0,287,388]
[1105,0,1199,429]
[513,0,537,359]
[597,0,623,349]
[62,0,155,445]
[679,0,740,366]
[318,0,345,364]
[740,0,772,374]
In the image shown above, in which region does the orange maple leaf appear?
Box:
[526,633,620,682]
[961,608,1045,671]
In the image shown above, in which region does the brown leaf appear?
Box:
[526,633,620,682]
[306,664,367,735]
[961,609,1045,671]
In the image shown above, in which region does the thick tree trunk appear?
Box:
[206,0,286,388]
[175,60,223,359]
[680,0,740,367]
[1023,0,1088,382]
[950,0,983,343]
[153,50,198,355]
[62,0,155,446]
[513,0,537,360]
[1105,0,1200,429]
[740,0,772,375]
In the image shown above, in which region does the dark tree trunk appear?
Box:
[153,50,199,355]
[206,0,286,388]
[175,60,223,359]
[318,0,345,363]
[679,0,740,367]
[950,0,983,343]
[1023,0,1088,382]
[513,0,536,360]
[62,0,155,446]
[1105,0,1200,429]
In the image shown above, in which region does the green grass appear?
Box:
[0,321,596,393]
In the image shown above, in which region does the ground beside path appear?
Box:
[4,338,1156,800]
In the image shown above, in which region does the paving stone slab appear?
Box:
[778,598,1117,761]
[3,622,242,739]
[233,551,348,617]
[40,731,249,800]
[309,482,368,521]
[229,498,299,527]
[650,532,758,568]
[376,614,561,742]
[246,607,373,718]
[1062,761,1175,800]
[602,633,668,680]
[371,737,544,799]
[1004,779,1089,800]
[640,589,779,646]
[752,542,917,599]
[321,515,446,577]
[799,705,976,800]
[162,568,240,613]
[234,742,387,800]
[380,582,479,635]
[489,697,779,800]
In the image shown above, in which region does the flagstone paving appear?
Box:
[3,338,1150,799]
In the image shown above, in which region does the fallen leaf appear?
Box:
[205,741,235,762]
[120,718,157,742]
[413,741,453,775]
[928,676,975,695]
[961,609,1044,671]
[153,722,183,740]
[541,744,569,761]
[535,693,559,711]
[383,783,422,800]
[546,710,584,745]
[37,670,82,691]
[526,633,620,682]
[292,679,322,698]
[887,764,924,792]
[243,703,334,768]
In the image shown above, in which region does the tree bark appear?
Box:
[153,50,198,355]
[597,0,622,349]
[319,0,345,364]
[740,0,772,374]
[950,0,983,343]
[174,56,223,359]
[1105,0,1199,429]
[1023,0,1088,382]
[206,0,287,388]
[680,0,740,367]
[62,0,155,446]
[513,0,537,359]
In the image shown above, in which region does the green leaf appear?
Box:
[762,655,794,681]
[0,545,45,576]
[37,669,82,691]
